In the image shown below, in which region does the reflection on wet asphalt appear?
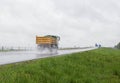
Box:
[0,48,96,65]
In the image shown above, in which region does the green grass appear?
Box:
[0,48,120,83]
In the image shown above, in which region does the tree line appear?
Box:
[115,42,120,49]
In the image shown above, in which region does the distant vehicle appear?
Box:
[95,43,98,47]
[36,35,60,53]
[95,43,101,48]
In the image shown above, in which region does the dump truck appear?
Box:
[36,35,60,53]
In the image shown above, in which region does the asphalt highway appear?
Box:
[0,48,96,65]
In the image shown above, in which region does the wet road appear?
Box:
[0,48,96,65]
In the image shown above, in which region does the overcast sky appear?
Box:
[0,0,120,47]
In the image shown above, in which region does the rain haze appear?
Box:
[0,0,120,48]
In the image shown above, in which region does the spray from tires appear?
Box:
[36,35,60,54]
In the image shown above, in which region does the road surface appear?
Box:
[0,48,96,65]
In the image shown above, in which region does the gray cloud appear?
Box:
[0,0,119,47]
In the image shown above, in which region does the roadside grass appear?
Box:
[0,48,120,83]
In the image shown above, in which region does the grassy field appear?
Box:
[0,48,120,83]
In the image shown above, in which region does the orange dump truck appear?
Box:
[36,35,60,52]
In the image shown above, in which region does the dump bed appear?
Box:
[36,36,57,44]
